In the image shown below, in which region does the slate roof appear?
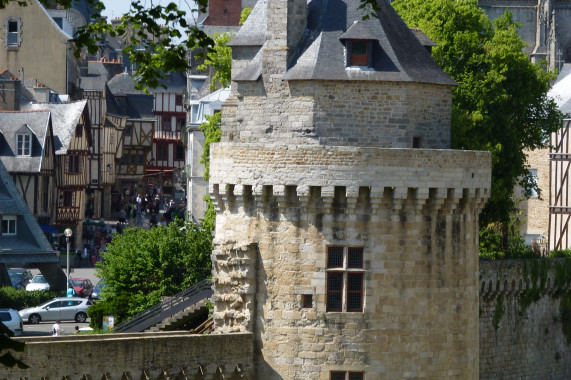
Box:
[0,110,51,173]
[151,71,187,94]
[0,158,56,261]
[227,0,267,47]
[107,73,147,96]
[232,0,455,85]
[23,100,89,155]
[107,73,155,119]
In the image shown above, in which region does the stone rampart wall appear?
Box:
[480,259,571,379]
[1,331,253,380]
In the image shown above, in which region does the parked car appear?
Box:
[91,279,106,300]
[7,269,33,289]
[70,278,94,298]
[0,308,23,336]
[19,297,93,324]
[26,274,50,291]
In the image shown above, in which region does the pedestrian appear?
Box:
[119,208,126,224]
[67,284,76,297]
[154,194,160,214]
[52,320,61,336]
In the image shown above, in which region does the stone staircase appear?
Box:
[113,279,213,333]
[148,298,210,332]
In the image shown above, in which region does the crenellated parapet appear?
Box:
[479,259,571,302]
[209,143,491,220]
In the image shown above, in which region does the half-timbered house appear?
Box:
[107,73,154,207]
[80,60,125,219]
[24,100,92,247]
[0,109,57,224]
[149,71,187,196]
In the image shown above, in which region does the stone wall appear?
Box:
[2,331,253,380]
[210,144,491,379]
[225,81,451,149]
[480,259,571,379]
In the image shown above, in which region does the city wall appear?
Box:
[0,331,253,380]
[480,259,571,379]
[4,260,571,379]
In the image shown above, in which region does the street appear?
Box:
[22,320,91,336]
[21,266,99,336]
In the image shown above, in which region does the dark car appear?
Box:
[7,269,33,289]
[70,278,94,298]
[91,279,106,300]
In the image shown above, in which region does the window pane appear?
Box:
[348,247,363,268]
[330,372,345,380]
[349,372,364,380]
[352,41,367,55]
[347,273,363,312]
[327,272,343,311]
[328,246,343,268]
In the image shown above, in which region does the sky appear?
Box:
[101,0,198,22]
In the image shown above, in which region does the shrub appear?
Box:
[0,287,60,310]
[87,293,131,329]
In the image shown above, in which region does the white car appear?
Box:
[25,274,50,291]
[0,308,23,336]
[19,297,92,324]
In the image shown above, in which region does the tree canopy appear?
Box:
[198,32,233,91]
[95,220,212,317]
[392,0,564,227]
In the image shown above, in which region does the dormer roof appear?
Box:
[0,110,51,173]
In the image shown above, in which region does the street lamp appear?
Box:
[64,228,73,285]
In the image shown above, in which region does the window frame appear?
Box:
[162,116,172,132]
[7,19,19,48]
[66,155,80,174]
[348,39,371,67]
[1,215,16,236]
[175,94,183,106]
[330,371,364,380]
[326,246,364,313]
[157,143,169,161]
[16,134,31,156]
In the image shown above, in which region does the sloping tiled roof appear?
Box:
[152,71,187,94]
[233,0,455,86]
[23,100,88,155]
[0,110,50,173]
[0,159,56,260]
[227,0,267,47]
[107,72,147,96]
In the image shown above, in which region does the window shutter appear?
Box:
[367,40,373,67]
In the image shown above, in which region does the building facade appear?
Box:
[209,0,491,379]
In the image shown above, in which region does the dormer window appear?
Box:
[1,215,16,236]
[16,134,31,156]
[350,40,370,66]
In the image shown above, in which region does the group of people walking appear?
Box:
[118,193,179,228]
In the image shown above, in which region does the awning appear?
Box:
[40,224,60,234]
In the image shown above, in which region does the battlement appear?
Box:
[210,144,491,217]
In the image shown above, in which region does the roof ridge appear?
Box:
[0,109,50,113]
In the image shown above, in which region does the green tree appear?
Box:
[200,112,222,180]
[95,219,212,317]
[198,32,233,91]
[240,7,252,25]
[392,0,563,227]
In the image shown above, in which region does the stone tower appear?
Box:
[209,0,491,378]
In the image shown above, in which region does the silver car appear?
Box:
[0,308,23,336]
[19,297,92,324]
